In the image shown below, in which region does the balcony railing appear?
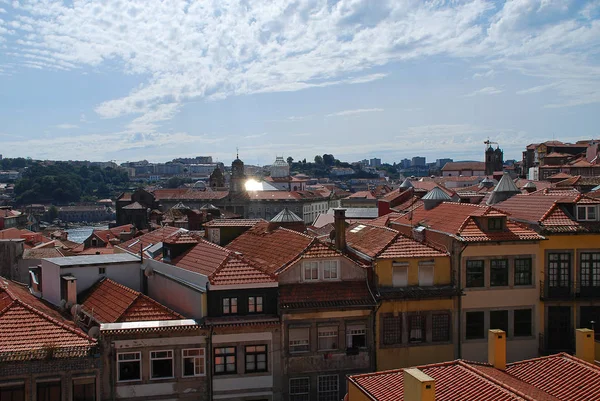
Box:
[540,280,573,301]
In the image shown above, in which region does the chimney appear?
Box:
[403,368,435,401]
[62,275,77,306]
[575,328,595,363]
[488,329,506,370]
[334,208,346,251]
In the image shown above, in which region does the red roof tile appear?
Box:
[204,218,266,227]
[441,161,485,171]
[209,254,276,286]
[117,226,182,255]
[379,234,448,259]
[346,223,399,258]
[152,188,230,200]
[170,238,230,276]
[80,278,183,323]
[279,281,374,309]
[0,280,95,361]
[226,223,313,274]
[348,190,377,199]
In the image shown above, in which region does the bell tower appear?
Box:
[230,150,246,193]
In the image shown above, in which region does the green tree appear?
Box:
[314,155,323,164]
[287,157,294,165]
[322,154,335,166]
[48,205,58,221]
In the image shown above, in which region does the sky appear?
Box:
[0,0,599,166]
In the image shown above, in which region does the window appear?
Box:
[382,315,402,345]
[347,324,366,348]
[323,261,339,280]
[490,259,508,286]
[117,352,141,382]
[318,326,338,350]
[488,218,503,231]
[214,347,236,374]
[418,263,434,286]
[466,260,484,288]
[577,205,597,221]
[182,348,205,377]
[98,267,106,275]
[408,314,425,343]
[289,327,310,353]
[290,377,310,401]
[318,375,339,401]
[222,297,238,314]
[1,385,24,401]
[580,253,600,288]
[514,309,532,337]
[548,253,571,288]
[514,258,532,285]
[392,264,408,287]
[72,378,95,401]
[245,345,268,372]
[248,296,263,313]
[303,261,319,281]
[490,310,509,334]
[150,350,174,379]
[37,382,61,401]
[466,311,485,339]
[432,313,450,342]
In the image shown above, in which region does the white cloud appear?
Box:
[55,123,78,129]
[326,108,384,117]
[473,69,495,79]
[243,132,268,139]
[516,81,561,95]
[464,86,504,97]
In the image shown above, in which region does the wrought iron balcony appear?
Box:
[539,280,574,301]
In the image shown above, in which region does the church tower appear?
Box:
[485,145,495,175]
[230,152,246,193]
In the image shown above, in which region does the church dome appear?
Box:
[271,156,290,178]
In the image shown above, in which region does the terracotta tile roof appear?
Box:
[368,213,403,227]
[153,188,230,200]
[379,234,448,259]
[117,225,182,255]
[378,285,460,300]
[226,223,313,274]
[163,231,203,244]
[170,238,230,276]
[346,223,399,258]
[209,253,276,286]
[246,190,329,201]
[391,203,543,242]
[77,247,116,255]
[204,314,280,328]
[0,279,95,361]
[23,247,64,259]
[348,190,377,199]
[204,218,266,227]
[279,281,375,309]
[441,161,485,171]
[80,278,183,323]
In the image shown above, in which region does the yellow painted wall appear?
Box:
[375,256,451,287]
[347,381,371,401]
[595,340,600,361]
[376,299,455,370]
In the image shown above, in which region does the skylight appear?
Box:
[350,225,366,233]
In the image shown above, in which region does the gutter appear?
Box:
[367,261,381,373]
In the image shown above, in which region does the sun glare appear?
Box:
[245,178,262,191]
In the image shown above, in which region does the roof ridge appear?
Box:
[277,226,314,239]
[459,361,538,401]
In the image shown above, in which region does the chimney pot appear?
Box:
[575,328,595,363]
[334,208,346,251]
[488,329,506,370]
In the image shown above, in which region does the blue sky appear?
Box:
[0,0,599,165]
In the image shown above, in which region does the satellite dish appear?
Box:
[71,304,82,317]
[144,265,154,277]
[88,326,100,339]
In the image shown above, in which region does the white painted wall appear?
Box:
[40,260,61,306]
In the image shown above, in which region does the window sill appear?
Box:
[150,376,175,381]
[379,341,452,349]
[116,379,142,384]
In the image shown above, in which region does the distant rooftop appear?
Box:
[44,253,140,267]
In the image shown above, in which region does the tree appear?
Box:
[314,155,324,164]
[48,205,58,221]
[323,154,335,166]
[287,157,294,165]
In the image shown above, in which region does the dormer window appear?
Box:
[488,218,503,231]
[577,205,598,221]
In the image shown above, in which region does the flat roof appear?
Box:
[43,253,140,267]
[100,319,198,331]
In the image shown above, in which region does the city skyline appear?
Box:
[1,1,599,164]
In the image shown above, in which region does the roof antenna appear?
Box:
[236,147,239,159]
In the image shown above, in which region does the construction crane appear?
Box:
[484,139,499,149]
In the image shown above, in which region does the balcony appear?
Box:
[576,283,600,299]
[378,285,462,301]
[540,280,600,301]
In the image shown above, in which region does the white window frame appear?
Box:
[289,327,310,353]
[150,350,174,380]
[418,262,435,286]
[303,261,319,281]
[117,352,141,383]
[318,325,338,351]
[249,296,263,313]
[323,260,339,280]
[290,377,310,401]
[346,324,367,349]
[182,348,206,377]
[318,374,339,401]
[578,205,598,221]
[392,264,408,287]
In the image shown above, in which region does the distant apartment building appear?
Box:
[57,205,113,223]
[441,161,486,177]
[370,158,382,168]
[400,159,411,169]
[436,158,453,169]
[411,156,426,167]
[173,156,213,164]
[0,170,20,181]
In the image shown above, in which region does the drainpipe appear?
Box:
[367,262,381,372]
[110,343,115,401]
[457,243,467,359]
[208,325,214,401]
